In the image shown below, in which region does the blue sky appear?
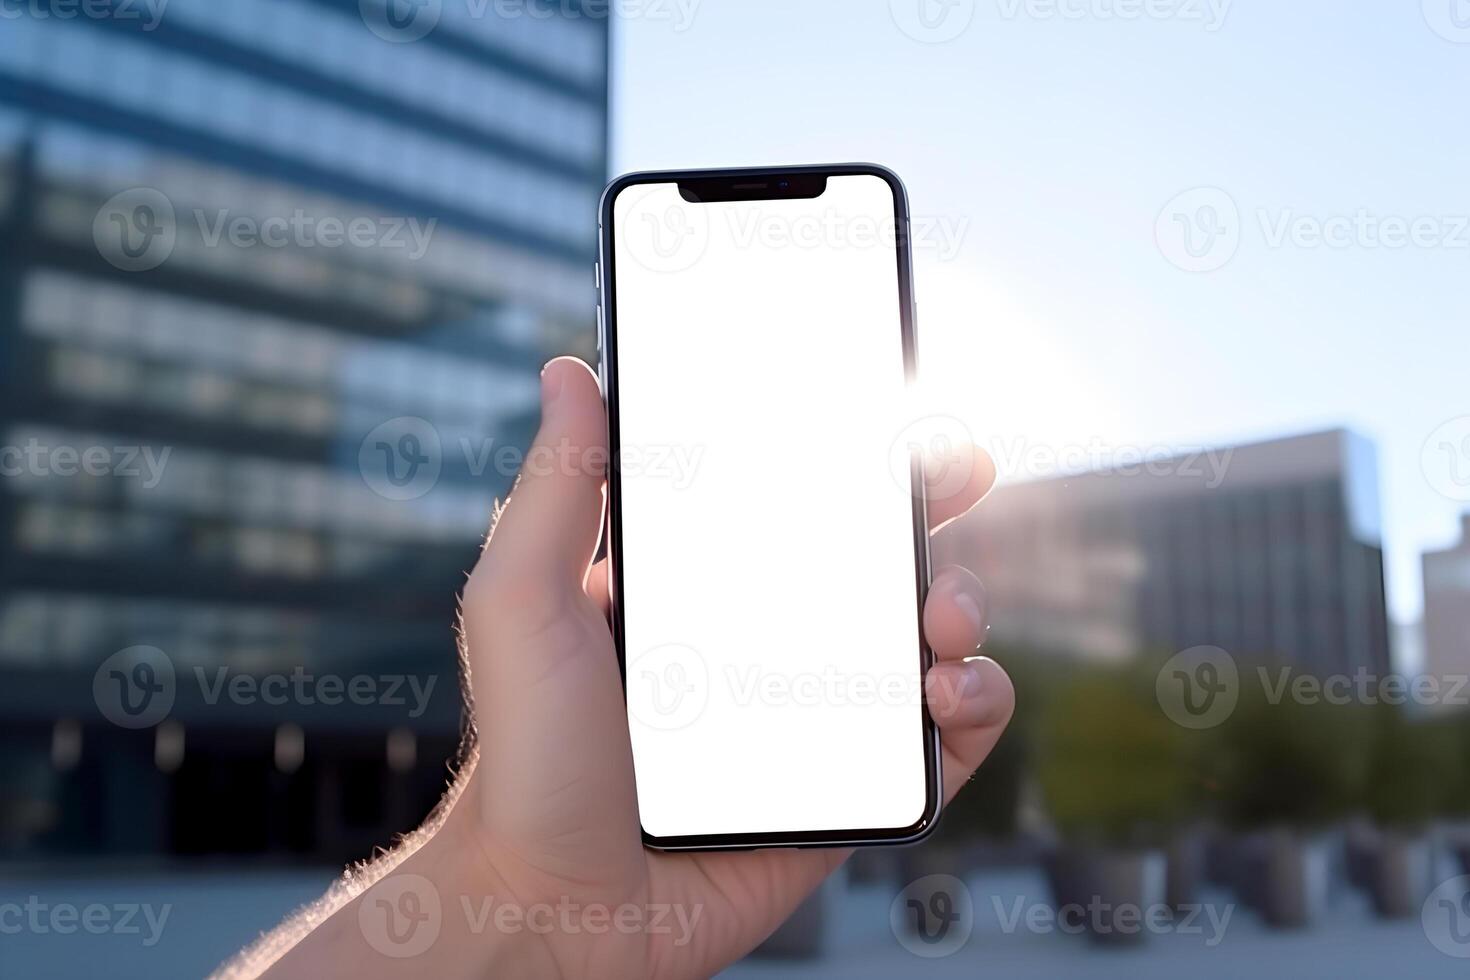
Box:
[610,0,1470,627]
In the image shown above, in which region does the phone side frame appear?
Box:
[595,163,943,852]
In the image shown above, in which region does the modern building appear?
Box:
[1422,514,1470,699]
[940,429,1393,676]
[0,1,607,861]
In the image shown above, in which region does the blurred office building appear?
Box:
[1422,513,1470,701]
[944,429,1393,674]
[0,1,607,860]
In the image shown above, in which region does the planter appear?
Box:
[1043,845,1095,929]
[1363,832,1432,919]
[753,871,840,958]
[896,843,968,886]
[1045,846,1165,946]
[1086,849,1166,947]
[1436,821,1470,876]
[1234,829,1330,929]
[1344,819,1380,892]
[846,847,898,886]
[1204,833,1238,888]
[1165,829,1208,913]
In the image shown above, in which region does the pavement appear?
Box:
[724,868,1470,980]
[1,865,1465,978]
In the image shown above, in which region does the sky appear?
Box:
[610,0,1470,628]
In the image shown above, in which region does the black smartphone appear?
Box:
[597,164,940,851]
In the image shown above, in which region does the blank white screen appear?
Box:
[611,175,928,839]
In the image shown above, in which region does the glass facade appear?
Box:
[0,0,607,860]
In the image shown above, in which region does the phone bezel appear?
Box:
[596,163,941,852]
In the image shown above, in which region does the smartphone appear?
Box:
[597,164,939,851]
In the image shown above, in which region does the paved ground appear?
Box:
[0,868,330,979]
[724,870,1466,980]
[1,866,1464,978]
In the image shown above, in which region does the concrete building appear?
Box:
[1423,514,1470,693]
[941,429,1392,675]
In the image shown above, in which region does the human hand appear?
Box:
[248,356,1011,980]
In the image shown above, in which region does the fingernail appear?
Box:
[930,661,985,717]
[541,362,563,405]
[953,589,983,635]
[954,660,986,702]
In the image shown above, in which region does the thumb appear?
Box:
[475,356,608,594]
[460,357,641,871]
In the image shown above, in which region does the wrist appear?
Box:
[262,776,552,979]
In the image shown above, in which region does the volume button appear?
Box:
[596,303,605,351]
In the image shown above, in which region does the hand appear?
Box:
[247,356,1012,980]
